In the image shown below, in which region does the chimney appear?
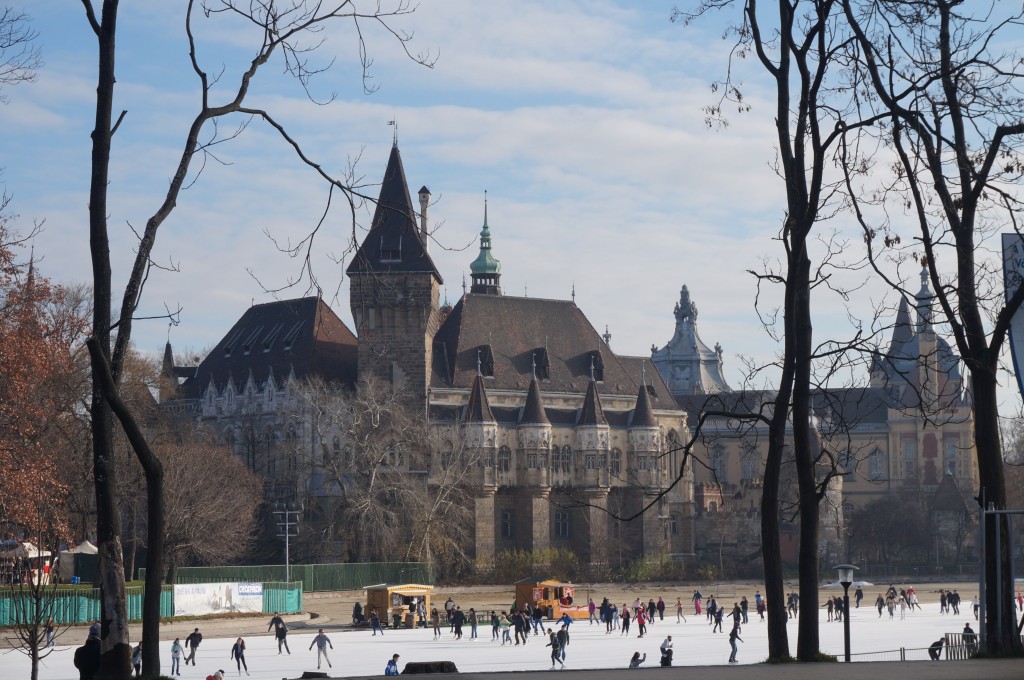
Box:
[418,186,431,252]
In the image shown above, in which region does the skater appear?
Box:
[660,648,673,667]
[131,643,142,677]
[929,638,944,660]
[267,612,285,633]
[656,596,666,621]
[469,607,479,639]
[185,628,203,666]
[588,598,597,624]
[532,605,545,635]
[499,613,512,644]
[875,593,885,617]
[636,606,647,638]
[370,608,384,636]
[556,624,569,663]
[756,597,766,622]
[693,589,703,616]
[628,651,646,668]
[824,597,834,622]
[385,653,401,676]
[230,638,249,676]
[740,596,749,624]
[621,606,631,636]
[855,586,864,608]
[491,611,499,641]
[431,608,442,639]
[44,618,56,648]
[728,623,743,663]
[713,607,725,632]
[309,628,333,670]
[453,606,466,640]
[274,620,290,655]
[676,597,686,623]
[170,637,183,676]
[546,628,564,669]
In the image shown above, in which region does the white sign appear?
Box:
[174,582,263,617]
[1002,233,1024,398]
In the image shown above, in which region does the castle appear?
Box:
[162,143,977,570]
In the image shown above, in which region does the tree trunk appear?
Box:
[972,366,1017,653]
[792,246,820,661]
[87,2,131,677]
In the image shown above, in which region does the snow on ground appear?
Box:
[1,603,993,679]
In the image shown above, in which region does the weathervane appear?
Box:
[388,119,398,145]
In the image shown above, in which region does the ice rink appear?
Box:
[1,600,1000,679]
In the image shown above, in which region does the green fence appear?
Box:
[0,583,300,626]
[145,562,434,592]
[0,585,174,626]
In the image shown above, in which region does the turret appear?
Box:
[418,185,430,252]
[576,368,610,487]
[518,368,551,487]
[469,193,501,295]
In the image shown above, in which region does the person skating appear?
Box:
[728,623,743,663]
[875,594,885,618]
[452,605,465,639]
[230,637,249,676]
[130,643,142,677]
[385,653,401,676]
[621,606,631,636]
[676,597,686,623]
[546,628,564,669]
[656,596,666,621]
[469,607,479,639]
[636,606,647,638]
[740,596,748,624]
[556,624,569,663]
[855,586,864,608]
[370,608,384,636]
[713,607,725,633]
[309,628,333,670]
[431,608,441,639]
[628,651,646,668]
[267,612,285,633]
[185,627,203,666]
[274,619,290,655]
[170,637,183,677]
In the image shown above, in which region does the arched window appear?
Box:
[498,446,512,472]
[740,445,760,482]
[867,447,886,481]
[710,444,727,484]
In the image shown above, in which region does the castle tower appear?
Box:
[652,285,731,396]
[630,379,668,556]
[518,371,552,553]
[464,372,499,561]
[469,195,501,295]
[347,144,443,414]
[576,370,611,563]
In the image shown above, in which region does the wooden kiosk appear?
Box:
[364,583,433,628]
[513,578,588,620]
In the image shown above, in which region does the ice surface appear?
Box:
[1,603,994,679]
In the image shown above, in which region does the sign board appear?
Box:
[173,582,263,616]
[1003,233,1024,398]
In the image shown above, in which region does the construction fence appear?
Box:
[0,581,301,626]
[143,562,434,593]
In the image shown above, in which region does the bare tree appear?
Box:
[79,2,433,676]
[841,0,1024,653]
[300,376,476,574]
[0,6,40,103]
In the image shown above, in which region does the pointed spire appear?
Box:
[890,295,915,353]
[631,379,658,428]
[602,324,612,347]
[579,374,607,426]
[915,267,933,332]
[520,375,550,425]
[470,190,502,295]
[162,340,176,378]
[464,373,495,423]
[345,143,442,281]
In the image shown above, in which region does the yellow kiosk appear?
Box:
[364,583,433,628]
[513,578,588,620]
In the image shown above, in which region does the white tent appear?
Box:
[0,541,51,559]
[55,541,98,582]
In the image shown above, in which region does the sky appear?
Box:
[1,1,1022,409]
[1,591,997,679]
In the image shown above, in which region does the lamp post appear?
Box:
[834,564,858,663]
[272,502,302,583]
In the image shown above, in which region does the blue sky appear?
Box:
[2,0,1020,409]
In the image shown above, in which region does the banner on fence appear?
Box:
[173,582,263,616]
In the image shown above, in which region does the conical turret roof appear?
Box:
[631,382,658,428]
[464,373,495,423]
[578,378,607,426]
[520,376,550,425]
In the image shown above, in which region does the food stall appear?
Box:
[363,583,433,628]
[513,578,588,620]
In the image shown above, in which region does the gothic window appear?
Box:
[482,449,495,468]
[527,453,539,468]
[902,439,916,478]
[501,511,513,538]
[611,448,622,475]
[740,445,760,482]
[666,430,680,475]
[669,514,679,536]
[943,439,958,476]
[585,453,598,469]
[710,444,727,484]
[498,446,512,472]
[559,445,572,472]
[554,511,570,538]
[868,447,886,481]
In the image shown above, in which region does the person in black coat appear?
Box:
[73,633,101,680]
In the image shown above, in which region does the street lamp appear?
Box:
[272,502,302,583]
[834,564,858,663]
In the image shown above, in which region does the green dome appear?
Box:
[469,204,501,275]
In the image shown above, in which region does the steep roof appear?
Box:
[346,144,442,281]
[181,296,357,398]
[431,294,650,397]
[578,378,608,426]
[520,376,550,425]
[464,374,495,423]
[630,381,658,428]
